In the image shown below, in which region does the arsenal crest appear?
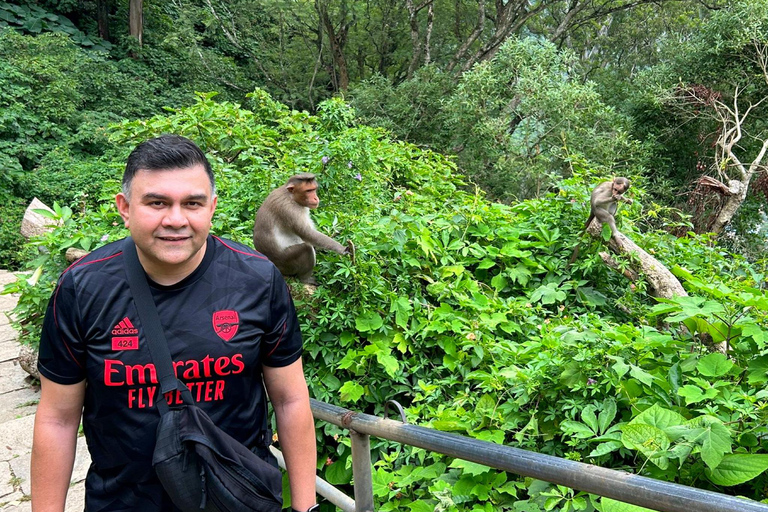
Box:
[212,310,240,341]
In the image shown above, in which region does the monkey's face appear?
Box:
[291,181,321,209]
[612,179,630,196]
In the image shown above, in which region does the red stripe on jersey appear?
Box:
[52,251,123,368]
[266,322,287,358]
[213,236,268,260]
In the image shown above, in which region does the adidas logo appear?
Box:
[112,317,139,336]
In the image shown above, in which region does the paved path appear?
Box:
[0,270,87,511]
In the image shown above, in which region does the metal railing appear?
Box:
[273,398,768,512]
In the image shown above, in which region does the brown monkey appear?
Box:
[585,177,633,238]
[253,173,354,284]
[568,177,633,265]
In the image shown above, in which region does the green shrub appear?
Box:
[5,91,768,509]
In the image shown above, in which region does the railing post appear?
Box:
[350,429,374,512]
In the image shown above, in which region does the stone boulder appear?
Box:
[18,344,39,380]
[20,198,60,239]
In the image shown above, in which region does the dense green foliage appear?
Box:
[3,0,768,509]
[5,92,768,510]
[352,38,649,201]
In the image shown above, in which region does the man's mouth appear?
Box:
[157,235,191,241]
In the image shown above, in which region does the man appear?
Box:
[31,135,318,512]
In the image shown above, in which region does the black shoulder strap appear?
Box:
[122,238,194,414]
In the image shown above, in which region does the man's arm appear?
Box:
[31,375,85,512]
[263,358,317,511]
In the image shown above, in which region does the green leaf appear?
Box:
[747,356,768,385]
[608,356,629,378]
[448,458,492,476]
[601,223,612,241]
[392,296,412,329]
[677,385,718,405]
[589,441,622,458]
[507,265,532,286]
[577,287,607,307]
[581,405,599,433]
[621,423,670,469]
[697,353,734,377]
[686,416,731,470]
[376,350,400,378]
[477,258,495,269]
[628,365,654,387]
[372,468,392,497]
[531,283,566,305]
[491,274,508,291]
[560,420,596,439]
[339,381,365,402]
[408,502,435,512]
[665,298,725,322]
[629,404,685,435]
[706,454,768,486]
[598,399,617,434]
[325,459,352,485]
[601,497,656,512]
[742,323,766,347]
[355,311,384,332]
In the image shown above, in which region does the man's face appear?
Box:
[116,164,217,283]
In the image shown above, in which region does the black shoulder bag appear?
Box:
[123,239,283,512]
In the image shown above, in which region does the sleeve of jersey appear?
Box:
[37,270,87,384]
[261,266,303,368]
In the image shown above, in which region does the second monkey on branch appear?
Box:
[253,173,354,285]
[569,177,633,265]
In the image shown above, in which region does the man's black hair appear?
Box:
[123,135,215,198]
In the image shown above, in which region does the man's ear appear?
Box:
[115,193,130,228]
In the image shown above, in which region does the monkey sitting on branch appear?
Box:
[253,173,354,285]
[569,177,633,265]
[585,177,633,238]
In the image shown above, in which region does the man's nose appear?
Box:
[162,204,188,228]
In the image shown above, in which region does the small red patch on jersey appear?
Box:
[112,336,139,350]
[213,310,239,342]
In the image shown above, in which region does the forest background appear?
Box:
[3,0,768,510]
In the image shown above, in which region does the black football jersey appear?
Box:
[38,235,303,511]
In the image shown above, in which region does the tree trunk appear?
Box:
[710,179,748,234]
[461,0,542,72]
[316,0,352,92]
[586,221,686,299]
[406,0,423,78]
[406,0,434,78]
[97,0,111,42]
[424,2,434,65]
[448,0,485,72]
[587,222,728,353]
[129,0,143,46]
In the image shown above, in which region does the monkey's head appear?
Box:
[287,173,320,209]
[612,177,631,196]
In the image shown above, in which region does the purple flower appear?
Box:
[586,378,597,385]
[322,156,330,165]
[100,234,109,242]
[347,161,353,168]
[354,173,362,181]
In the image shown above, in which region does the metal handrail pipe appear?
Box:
[270,445,356,512]
[310,399,768,512]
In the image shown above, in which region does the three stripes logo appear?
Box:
[111,317,139,351]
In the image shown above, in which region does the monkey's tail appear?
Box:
[567,213,594,268]
[583,213,595,230]
[567,244,580,267]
